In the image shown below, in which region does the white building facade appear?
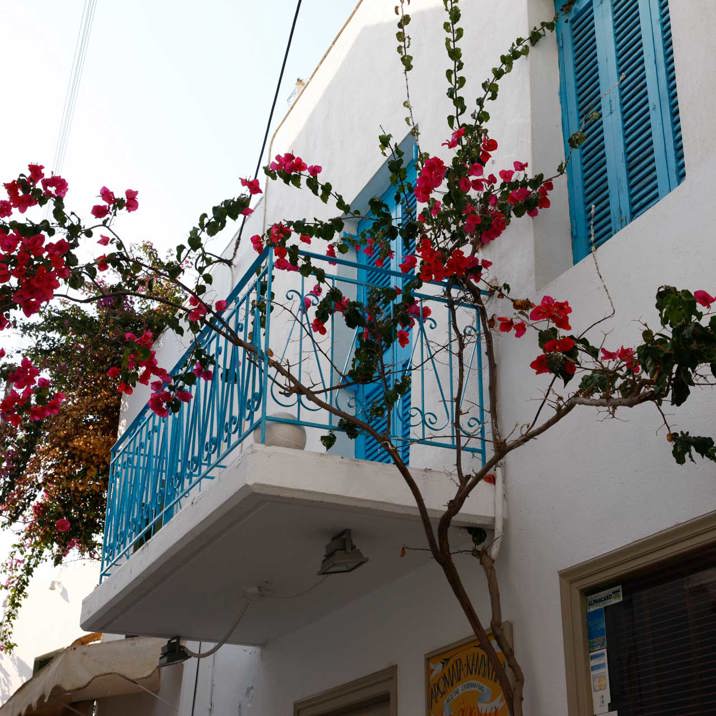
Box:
[76,1,716,715]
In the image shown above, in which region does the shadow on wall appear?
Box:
[0,653,32,705]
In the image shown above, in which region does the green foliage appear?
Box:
[638,286,716,406]
[0,281,180,651]
[670,432,716,465]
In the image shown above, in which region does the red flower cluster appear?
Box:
[115,330,171,392]
[0,228,70,317]
[91,186,138,219]
[269,153,308,175]
[479,208,508,244]
[497,316,527,338]
[2,164,68,215]
[530,336,577,377]
[601,346,640,374]
[187,295,208,322]
[416,237,487,282]
[529,295,572,330]
[55,518,71,534]
[415,157,446,203]
[0,357,65,427]
[311,318,327,335]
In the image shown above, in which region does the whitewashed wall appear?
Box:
[105,0,716,714]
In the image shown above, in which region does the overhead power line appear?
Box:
[52,0,97,175]
[231,0,303,259]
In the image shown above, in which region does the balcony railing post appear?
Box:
[260,248,274,445]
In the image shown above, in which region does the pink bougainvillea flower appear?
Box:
[125,189,139,212]
[543,337,576,354]
[311,318,327,335]
[415,156,446,203]
[100,186,115,204]
[214,299,228,312]
[601,346,641,374]
[529,296,572,331]
[27,164,45,184]
[307,165,322,177]
[529,354,550,375]
[442,126,465,149]
[240,178,262,195]
[91,204,110,219]
[55,518,71,533]
[694,290,716,308]
[399,254,417,273]
[397,329,410,348]
[192,361,213,381]
[41,175,68,198]
[250,234,264,253]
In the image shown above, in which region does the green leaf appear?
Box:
[320,432,337,450]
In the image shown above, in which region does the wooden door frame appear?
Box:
[294,665,397,716]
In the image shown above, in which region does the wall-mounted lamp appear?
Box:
[158,637,190,667]
[318,529,368,575]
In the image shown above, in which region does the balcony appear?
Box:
[81,248,494,643]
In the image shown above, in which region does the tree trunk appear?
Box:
[435,552,522,716]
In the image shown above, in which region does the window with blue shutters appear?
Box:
[355,163,416,464]
[556,0,685,262]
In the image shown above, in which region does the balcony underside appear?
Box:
[81,445,495,645]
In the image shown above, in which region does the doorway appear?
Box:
[294,666,397,716]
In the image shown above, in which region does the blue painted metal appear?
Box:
[556,0,685,262]
[101,246,487,581]
[355,163,417,464]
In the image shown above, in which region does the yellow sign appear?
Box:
[426,635,509,716]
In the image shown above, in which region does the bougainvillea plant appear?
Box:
[0,272,179,651]
[1,0,714,712]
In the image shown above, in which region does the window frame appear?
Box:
[559,511,716,716]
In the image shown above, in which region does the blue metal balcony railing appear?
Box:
[101,248,487,580]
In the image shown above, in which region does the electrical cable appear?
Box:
[230,0,303,260]
[190,641,202,716]
[184,599,252,660]
[182,574,327,660]
[262,575,328,599]
[52,0,97,175]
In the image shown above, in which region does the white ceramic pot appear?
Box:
[253,412,307,450]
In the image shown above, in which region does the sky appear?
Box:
[0,0,357,674]
[0,0,357,255]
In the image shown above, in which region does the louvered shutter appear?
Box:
[556,0,685,262]
[356,166,416,464]
[356,207,393,465]
[395,185,417,464]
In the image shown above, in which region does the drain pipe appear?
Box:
[489,464,505,559]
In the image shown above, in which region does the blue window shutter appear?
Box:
[355,162,416,464]
[557,0,614,260]
[556,0,685,262]
[645,0,686,186]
